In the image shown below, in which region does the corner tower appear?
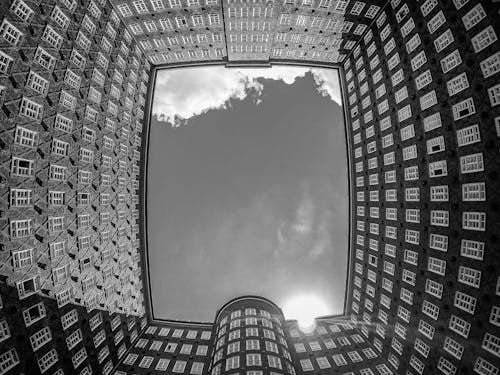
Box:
[211,296,296,375]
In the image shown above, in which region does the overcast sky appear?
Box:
[148,66,348,322]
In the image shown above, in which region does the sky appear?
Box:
[148,66,348,322]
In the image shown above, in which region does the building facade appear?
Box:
[113,296,405,375]
[0,0,150,373]
[0,0,499,374]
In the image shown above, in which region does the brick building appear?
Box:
[0,0,499,374]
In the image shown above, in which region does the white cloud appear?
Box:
[310,68,342,106]
[273,183,333,260]
[152,66,342,126]
[291,194,314,235]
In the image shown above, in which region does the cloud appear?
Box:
[273,183,333,260]
[152,66,342,126]
[291,194,314,235]
[310,68,342,106]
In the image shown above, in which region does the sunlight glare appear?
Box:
[283,295,329,332]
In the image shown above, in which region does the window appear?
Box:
[49,164,67,181]
[191,362,204,374]
[225,357,239,371]
[403,145,417,160]
[61,309,78,330]
[51,139,69,156]
[457,124,481,146]
[56,288,73,308]
[461,239,484,260]
[422,300,439,321]
[0,320,10,343]
[22,302,46,326]
[48,216,65,233]
[395,86,408,103]
[69,48,86,69]
[400,288,414,305]
[420,90,437,110]
[420,0,437,16]
[480,51,500,78]
[65,69,81,89]
[423,112,442,132]
[441,49,462,73]
[117,3,133,16]
[0,19,23,45]
[50,5,70,29]
[266,341,279,353]
[35,47,56,71]
[443,337,464,360]
[10,188,33,207]
[490,306,500,327]
[447,72,469,96]
[429,160,447,177]
[425,279,443,299]
[458,266,481,288]
[88,313,102,332]
[474,357,499,375]
[246,353,261,366]
[79,148,94,163]
[72,348,88,369]
[463,211,486,231]
[430,185,448,201]
[460,153,484,174]
[397,104,412,122]
[139,356,154,368]
[300,359,314,371]
[82,127,96,143]
[10,219,32,238]
[316,356,330,369]
[54,114,73,133]
[428,257,446,275]
[454,291,476,314]
[38,348,58,373]
[430,210,449,227]
[11,0,34,21]
[52,263,71,285]
[332,354,347,366]
[405,229,419,244]
[472,26,498,53]
[434,29,454,53]
[30,327,52,351]
[26,71,49,95]
[404,250,418,266]
[427,10,446,34]
[165,342,177,353]
[0,51,13,74]
[481,333,500,359]
[403,167,418,182]
[12,248,33,268]
[19,97,43,120]
[181,344,193,354]
[0,349,19,374]
[209,13,221,25]
[66,329,83,350]
[133,0,148,13]
[75,31,91,52]
[42,25,63,49]
[429,233,448,252]
[452,0,469,10]
[449,315,470,338]
[488,83,500,107]
[418,319,435,340]
[123,353,138,366]
[154,358,170,371]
